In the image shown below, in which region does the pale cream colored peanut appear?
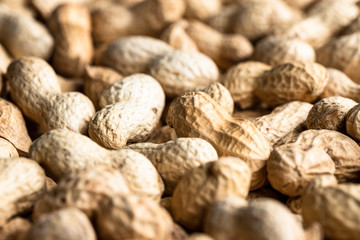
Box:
[184,0,221,20]
[30,129,164,200]
[89,74,165,149]
[0,138,18,158]
[127,138,218,195]
[31,0,90,19]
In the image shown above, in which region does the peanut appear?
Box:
[147,125,177,144]
[346,104,360,141]
[6,57,95,135]
[0,138,18,158]
[0,44,11,73]
[187,234,215,240]
[184,0,221,20]
[31,0,90,19]
[0,217,31,240]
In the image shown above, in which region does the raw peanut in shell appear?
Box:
[0,44,11,73]
[346,104,360,141]
[89,74,165,149]
[147,125,177,144]
[127,138,218,195]
[255,62,328,107]
[33,166,130,220]
[171,157,251,230]
[232,109,271,121]
[29,129,164,200]
[0,217,31,240]
[48,4,93,77]
[320,68,360,102]
[6,57,95,135]
[206,5,238,33]
[95,195,173,240]
[294,129,360,182]
[267,143,335,197]
[0,138,18,158]
[306,96,357,131]
[222,61,271,109]
[184,0,221,20]
[26,208,96,240]
[150,50,219,97]
[253,101,313,146]
[167,91,271,190]
[0,98,31,154]
[205,198,305,240]
[31,0,90,19]
[0,157,45,226]
[302,183,360,239]
[253,36,315,67]
[99,36,173,76]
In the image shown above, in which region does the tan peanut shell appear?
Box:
[6,57,95,135]
[317,32,360,84]
[99,36,173,76]
[167,91,270,189]
[346,104,360,141]
[232,109,271,121]
[29,129,164,200]
[184,0,221,20]
[147,125,177,144]
[0,217,31,240]
[206,198,305,240]
[246,186,287,203]
[0,98,31,153]
[171,157,251,230]
[48,4,93,77]
[267,143,335,197]
[127,138,218,195]
[0,44,11,73]
[253,101,313,146]
[84,65,123,110]
[95,195,173,240]
[294,129,360,182]
[302,183,360,239]
[253,36,315,67]
[184,20,253,69]
[57,75,83,93]
[0,7,54,60]
[222,61,271,109]
[186,234,215,240]
[306,96,357,131]
[26,208,96,240]
[0,138,18,158]
[31,0,90,19]
[343,14,360,35]
[283,0,317,9]
[0,157,45,226]
[206,5,238,33]
[32,166,129,220]
[171,223,189,240]
[150,50,219,97]
[320,68,360,102]
[89,74,165,149]
[255,62,328,107]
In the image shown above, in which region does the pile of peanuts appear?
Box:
[1,0,360,239]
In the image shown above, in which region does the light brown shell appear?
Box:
[255,62,328,107]
[302,183,360,239]
[267,143,335,197]
[171,157,251,230]
[184,0,221,20]
[0,217,31,240]
[89,74,165,149]
[99,36,173,76]
[306,96,357,131]
[0,138,18,158]
[147,125,177,144]
[84,65,123,110]
[320,68,360,102]
[95,195,173,240]
[317,32,360,84]
[6,57,95,135]
[0,9,54,59]
[283,0,317,9]
[294,129,360,182]
[29,129,164,200]
[232,109,271,121]
[253,101,313,146]
[150,50,219,97]
[48,4,93,77]
[127,137,218,195]
[26,208,96,240]
[222,61,271,109]
[186,234,215,240]
[167,91,271,190]
[253,36,315,66]
[0,43,11,73]
[346,104,360,141]
[31,0,90,19]
[0,157,45,226]
[0,98,31,153]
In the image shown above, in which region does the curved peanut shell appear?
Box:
[184,0,221,20]
[0,138,18,158]
[346,104,360,141]
[167,91,271,190]
[198,82,234,115]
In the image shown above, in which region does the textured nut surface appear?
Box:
[306,96,357,131]
[89,74,165,149]
[0,138,18,158]
[167,91,271,189]
[127,138,218,194]
[147,125,177,144]
[171,157,251,230]
[0,157,45,226]
[26,208,96,240]
[99,36,173,75]
[255,62,328,107]
[267,143,335,197]
[253,36,315,66]
[0,217,31,240]
[253,101,313,146]
[346,104,360,141]
[95,195,173,240]
[222,61,271,109]
[294,129,360,182]
[150,50,219,97]
[6,57,95,135]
